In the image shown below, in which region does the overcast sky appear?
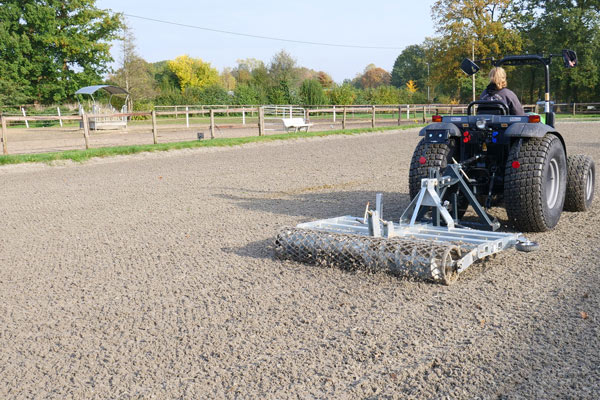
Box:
[96,0,437,82]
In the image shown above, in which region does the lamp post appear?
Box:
[472,41,476,101]
[426,62,430,103]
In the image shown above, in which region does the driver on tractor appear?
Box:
[480,67,525,115]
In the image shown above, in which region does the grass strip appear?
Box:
[0,124,423,166]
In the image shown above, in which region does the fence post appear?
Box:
[185,106,189,128]
[1,115,8,155]
[422,105,426,123]
[82,114,90,149]
[151,110,158,144]
[210,109,215,139]
[175,105,178,119]
[398,105,402,125]
[242,108,246,125]
[21,107,29,129]
[304,109,310,123]
[333,105,336,123]
[226,105,229,117]
[342,106,347,130]
[407,104,410,119]
[258,107,264,136]
[371,105,376,128]
[57,107,63,127]
[573,103,576,116]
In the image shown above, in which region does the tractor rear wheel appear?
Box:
[409,139,467,217]
[504,134,567,232]
[564,154,595,212]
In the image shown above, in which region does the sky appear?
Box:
[96,0,437,82]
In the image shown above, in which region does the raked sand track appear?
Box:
[0,122,598,398]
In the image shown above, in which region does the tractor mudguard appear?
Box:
[504,122,555,138]
[505,123,566,155]
[419,123,461,143]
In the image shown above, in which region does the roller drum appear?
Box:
[275,228,462,285]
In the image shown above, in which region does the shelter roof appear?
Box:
[75,85,129,96]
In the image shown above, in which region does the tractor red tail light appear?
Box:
[432,115,442,123]
[419,156,427,165]
[512,161,521,169]
[462,131,471,143]
[528,114,541,123]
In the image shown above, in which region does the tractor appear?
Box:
[409,50,595,232]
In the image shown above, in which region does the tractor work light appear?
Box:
[476,119,487,129]
[528,115,541,123]
[432,115,443,123]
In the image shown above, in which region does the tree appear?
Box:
[220,68,236,91]
[406,80,418,94]
[167,55,220,93]
[358,65,391,88]
[109,24,157,106]
[520,0,600,102]
[0,0,122,104]
[317,71,334,88]
[268,50,298,84]
[329,84,357,105]
[391,45,428,89]
[233,84,266,105]
[232,58,264,86]
[428,0,523,99]
[299,79,327,105]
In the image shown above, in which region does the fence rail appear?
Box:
[1,102,599,156]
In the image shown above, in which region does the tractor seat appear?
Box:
[467,100,509,116]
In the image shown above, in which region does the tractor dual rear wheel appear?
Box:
[564,154,595,212]
[504,134,567,232]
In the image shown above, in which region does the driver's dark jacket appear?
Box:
[480,83,525,115]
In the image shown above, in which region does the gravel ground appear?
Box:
[0,122,598,399]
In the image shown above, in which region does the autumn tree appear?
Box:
[317,71,334,88]
[428,0,523,100]
[0,0,122,104]
[358,65,391,89]
[168,55,220,93]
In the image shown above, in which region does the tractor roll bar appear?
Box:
[494,55,553,126]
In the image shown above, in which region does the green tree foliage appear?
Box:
[299,79,327,105]
[0,0,122,104]
[233,84,266,105]
[391,45,428,89]
[168,55,220,93]
[329,84,357,105]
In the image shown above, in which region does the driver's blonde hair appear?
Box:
[489,67,507,89]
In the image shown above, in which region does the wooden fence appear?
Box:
[1,102,597,155]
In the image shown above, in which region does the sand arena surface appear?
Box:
[0,122,598,398]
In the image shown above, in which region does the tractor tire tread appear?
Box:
[564,154,595,212]
[504,134,562,232]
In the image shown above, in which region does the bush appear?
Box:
[299,79,327,105]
